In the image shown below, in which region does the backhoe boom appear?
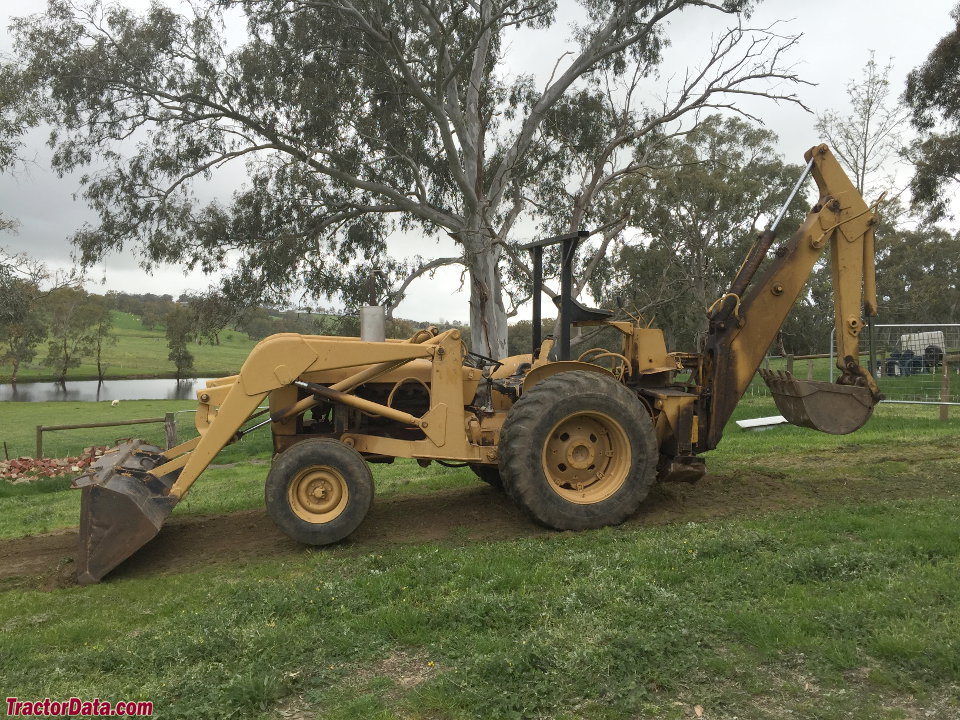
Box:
[700,144,881,450]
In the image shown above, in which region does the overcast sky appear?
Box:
[0,0,954,322]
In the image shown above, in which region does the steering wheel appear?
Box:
[465,350,504,371]
[577,348,632,381]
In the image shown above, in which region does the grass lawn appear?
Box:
[0,397,959,718]
[1,311,259,383]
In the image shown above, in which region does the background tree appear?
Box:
[164,305,195,381]
[904,3,960,221]
[185,291,237,346]
[0,248,47,383]
[876,223,960,323]
[88,293,116,382]
[6,0,808,356]
[42,287,98,383]
[599,116,809,350]
[140,296,175,331]
[815,52,908,198]
[0,276,47,383]
[0,62,41,231]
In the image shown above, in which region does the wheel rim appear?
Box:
[541,411,632,504]
[287,465,350,523]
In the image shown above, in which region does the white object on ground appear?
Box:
[735,415,788,430]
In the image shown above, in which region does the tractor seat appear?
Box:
[551,295,614,322]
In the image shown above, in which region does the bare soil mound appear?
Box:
[0,466,954,591]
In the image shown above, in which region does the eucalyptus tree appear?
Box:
[815,52,908,199]
[8,0,808,355]
[42,286,99,383]
[0,277,47,383]
[876,224,960,323]
[599,115,811,350]
[0,249,48,382]
[164,304,195,381]
[904,2,960,221]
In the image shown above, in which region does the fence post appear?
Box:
[164,412,177,450]
[35,425,43,459]
[785,354,794,376]
[942,361,951,421]
[806,359,814,380]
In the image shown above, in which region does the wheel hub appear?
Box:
[288,466,350,522]
[543,411,631,504]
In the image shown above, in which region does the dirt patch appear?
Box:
[1,463,957,592]
[369,650,437,690]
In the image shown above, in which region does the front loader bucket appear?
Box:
[72,441,179,584]
[759,369,876,435]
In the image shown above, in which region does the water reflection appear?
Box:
[0,378,214,402]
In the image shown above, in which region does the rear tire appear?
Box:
[499,371,657,530]
[265,439,374,545]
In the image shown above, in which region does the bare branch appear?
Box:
[385,255,464,316]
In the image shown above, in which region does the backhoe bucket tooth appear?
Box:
[759,369,876,435]
[72,441,179,585]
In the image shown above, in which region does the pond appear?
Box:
[0,378,215,402]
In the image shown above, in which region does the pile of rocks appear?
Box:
[1,446,110,483]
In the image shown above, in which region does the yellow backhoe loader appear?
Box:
[73,144,883,584]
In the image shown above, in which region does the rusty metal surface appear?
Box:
[72,441,178,584]
[759,369,875,435]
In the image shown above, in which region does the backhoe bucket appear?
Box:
[72,441,179,584]
[759,369,876,435]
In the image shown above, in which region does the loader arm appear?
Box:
[73,327,450,584]
[699,144,881,451]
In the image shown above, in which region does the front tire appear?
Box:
[264,439,374,545]
[499,371,657,530]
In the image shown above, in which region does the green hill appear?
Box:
[1,311,258,383]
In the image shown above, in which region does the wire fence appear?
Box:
[743,323,960,410]
[30,409,203,459]
[850,324,960,405]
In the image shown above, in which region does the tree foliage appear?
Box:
[42,286,99,382]
[6,0,809,355]
[0,276,46,383]
[183,291,237,346]
[876,222,960,323]
[600,116,811,350]
[816,52,908,198]
[88,293,116,382]
[903,3,960,221]
[164,304,195,381]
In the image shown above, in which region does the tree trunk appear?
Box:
[57,340,68,383]
[96,340,105,382]
[463,231,509,358]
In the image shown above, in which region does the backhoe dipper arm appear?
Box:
[699,144,880,451]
